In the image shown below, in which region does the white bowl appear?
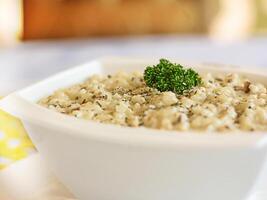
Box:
[1,57,267,200]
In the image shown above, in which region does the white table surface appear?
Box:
[0,35,267,95]
[0,154,75,200]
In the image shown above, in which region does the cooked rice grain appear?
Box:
[38,71,267,132]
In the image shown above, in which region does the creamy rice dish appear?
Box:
[39,69,267,132]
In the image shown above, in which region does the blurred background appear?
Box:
[0,0,267,94]
[1,0,267,93]
[4,0,211,41]
[0,0,267,168]
[1,0,267,43]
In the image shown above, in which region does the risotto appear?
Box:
[38,71,267,132]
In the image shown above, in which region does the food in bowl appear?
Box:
[38,59,267,132]
[1,58,267,200]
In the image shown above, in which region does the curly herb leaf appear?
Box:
[144,59,202,94]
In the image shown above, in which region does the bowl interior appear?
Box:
[19,57,267,103]
[1,57,267,149]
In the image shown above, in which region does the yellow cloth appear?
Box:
[0,109,35,169]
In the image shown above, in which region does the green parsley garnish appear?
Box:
[144,59,202,94]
